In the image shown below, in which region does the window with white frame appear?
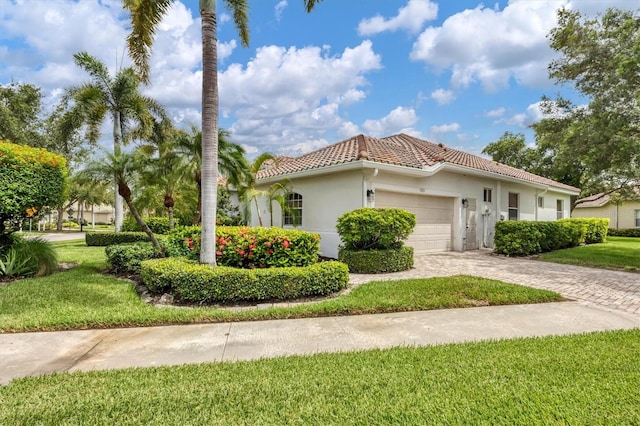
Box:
[483,188,492,203]
[635,210,640,227]
[538,196,544,208]
[508,192,519,220]
[283,193,302,226]
[556,199,564,219]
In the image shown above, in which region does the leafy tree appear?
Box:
[539,8,640,194]
[0,83,45,147]
[123,0,324,265]
[0,141,68,245]
[60,52,167,232]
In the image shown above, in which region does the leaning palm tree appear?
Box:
[59,52,167,232]
[83,151,162,251]
[123,0,324,265]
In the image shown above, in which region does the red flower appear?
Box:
[237,249,245,256]
[216,251,222,256]
[265,241,271,247]
[282,239,290,249]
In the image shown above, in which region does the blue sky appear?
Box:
[1,0,637,158]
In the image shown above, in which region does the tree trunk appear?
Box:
[199,2,219,265]
[113,111,124,232]
[56,206,64,231]
[192,171,202,225]
[119,183,161,251]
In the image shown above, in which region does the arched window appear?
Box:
[283,192,302,226]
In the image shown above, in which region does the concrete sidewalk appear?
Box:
[1,301,638,385]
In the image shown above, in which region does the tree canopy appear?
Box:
[483,8,640,198]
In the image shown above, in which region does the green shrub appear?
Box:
[338,246,414,273]
[559,218,609,244]
[494,220,587,256]
[336,208,416,250]
[0,140,68,237]
[165,226,320,268]
[105,242,164,274]
[0,236,57,278]
[141,257,349,303]
[62,221,79,229]
[122,216,177,234]
[86,232,150,246]
[608,228,640,237]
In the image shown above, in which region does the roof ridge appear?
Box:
[356,134,369,159]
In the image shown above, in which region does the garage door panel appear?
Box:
[376,191,453,254]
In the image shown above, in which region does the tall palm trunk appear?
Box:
[113,111,124,232]
[199,1,219,265]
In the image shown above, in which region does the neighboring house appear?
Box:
[572,192,640,229]
[251,133,580,258]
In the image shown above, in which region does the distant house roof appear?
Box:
[574,193,611,208]
[256,133,580,193]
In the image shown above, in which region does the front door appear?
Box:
[464,198,477,250]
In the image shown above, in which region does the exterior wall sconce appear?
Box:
[366,189,375,203]
[461,198,469,208]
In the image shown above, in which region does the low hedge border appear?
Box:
[86,232,150,246]
[608,228,640,237]
[140,257,350,303]
[338,246,414,274]
[105,242,164,274]
[558,218,609,244]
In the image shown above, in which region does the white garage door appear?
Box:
[376,191,453,254]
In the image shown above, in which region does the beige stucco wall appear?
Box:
[572,200,640,229]
[253,167,577,258]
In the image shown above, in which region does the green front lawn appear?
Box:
[0,241,562,333]
[1,329,638,424]
[539,236,640,272]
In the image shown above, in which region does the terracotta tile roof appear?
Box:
[574,192,610,208]
[257,133,580,193]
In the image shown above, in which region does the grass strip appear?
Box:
[539,236,639,272]
[1,329,638,424]
[0,242,562,333]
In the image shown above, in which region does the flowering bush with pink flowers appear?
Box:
[165,226,320,268]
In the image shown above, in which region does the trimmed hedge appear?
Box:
[122,216,177,234]
[608,228,640,237]
[558,218,609,244]
[105,242,164,274]
[141,257,349,303]
[165,226,320,268]
[338,246,414,274]
[86,232,150,246]
[494,220,586,256]
[336,208,416,250]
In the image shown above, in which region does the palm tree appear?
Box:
[176,126,250,225]
[238,153,276,226]
[123,0,324,265]
[60,52,167,232]
[84,151,162,250]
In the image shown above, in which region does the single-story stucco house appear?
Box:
[572,191,640,229]
[250,133,580,258]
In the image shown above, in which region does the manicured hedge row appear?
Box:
[141,257,349,303]
[336,208,416,250]
[105,242,164,274]
[494,218,610,256]
[558,218,609,244]
[86,232,150,246]
[165,226,320,268]
[338,246,414,273]
[122,216,177,234]
[608,228,640,237]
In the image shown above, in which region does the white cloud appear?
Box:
[430,88,455,105]
[429,122,460,135]
[410,1,564,92]
[485,107,506,118]
[337,121,360,138]
[358,0,439,36]
[362,106,418,136]
[275,0,288,22]
[284,139,330,156]
[494,102,547,127]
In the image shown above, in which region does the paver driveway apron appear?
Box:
[349,250,640,316]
